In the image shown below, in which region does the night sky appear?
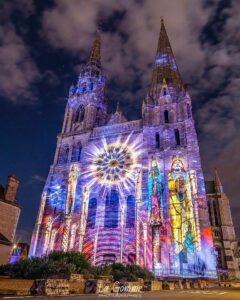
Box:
[0,0,239,242]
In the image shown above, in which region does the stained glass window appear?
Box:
[104,190,119,228]
[87,198,97,229]
[126,195,135,228]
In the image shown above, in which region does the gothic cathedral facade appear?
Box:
[30,20,217,278]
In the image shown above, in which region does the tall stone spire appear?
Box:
[150,18,183,91]
[214,169,224,193]
[87,31,101,69]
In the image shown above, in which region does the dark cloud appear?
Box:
[0,1,40,103]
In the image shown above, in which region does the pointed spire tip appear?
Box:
[87,30,101,69]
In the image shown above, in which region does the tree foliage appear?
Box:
[0,251,154,281]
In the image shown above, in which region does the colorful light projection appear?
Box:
[148,158,163,272]
[84,133,142,195]
[168,157,201,275]
[62,164,80,252]
[29,192,47,257]
[148,159,163,225]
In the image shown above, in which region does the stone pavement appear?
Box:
[1,288,240,300]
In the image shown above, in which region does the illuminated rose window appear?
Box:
[84,134,142,194]
[92,144,134,184]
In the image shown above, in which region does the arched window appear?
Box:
[155,133,160,149]
[164,110,169,123]
[163,88,167,96]
[75,110,79,123]
[207,200,213,226]
[174,129,180,146]
[104,189,119,228]
[87,198,97,229]
[79,105,85,122]
[95,108,101,126]
[126,195,135,228]
[215,247,223,269]
[213,201,219,226]
[187,104,191,118]
[65,148,69,162]
[58,146,69,164]
[71,143,82,162]
[75,105,85,123]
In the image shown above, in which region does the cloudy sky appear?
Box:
[0,0,239,241]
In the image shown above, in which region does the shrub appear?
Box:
[5,251,154,281]
[0,264,10,276]
[92,265,112,279]
[48,251,91,273]
[110,263,154,282]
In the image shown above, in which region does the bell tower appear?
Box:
[142,18,192,129]
[62,31,107,134]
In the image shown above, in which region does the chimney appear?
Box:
[5,175,19,202]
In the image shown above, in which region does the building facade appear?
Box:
[0,175,21,265]
[206,171,240,280]
[30,20,217,278]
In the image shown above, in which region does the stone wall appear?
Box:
[30,279,69,296]
[0,245,12,265]
[0,201,20,243]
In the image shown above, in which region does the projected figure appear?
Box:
[65,164,80,216]
[168,158,198,266]
[148,159,163,271]
[62,164,80,252]
[148,159,163,224]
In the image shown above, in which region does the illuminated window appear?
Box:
[71,143,82,162]
[175,129,180,146]
[95,108,102,126]
[164,110,169,123]
[58,146,69,164]
[155,133,160,148]
[104,190,119,228]
[126,195,135,228]
[87,198,97,229]
[75,105,85,122]
[65,148,69,162]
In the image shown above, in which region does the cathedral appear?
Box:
[29,19,217,278]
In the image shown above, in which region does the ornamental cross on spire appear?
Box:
[150,18,183,91]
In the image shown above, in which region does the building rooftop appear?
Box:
[0,233,11,246]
